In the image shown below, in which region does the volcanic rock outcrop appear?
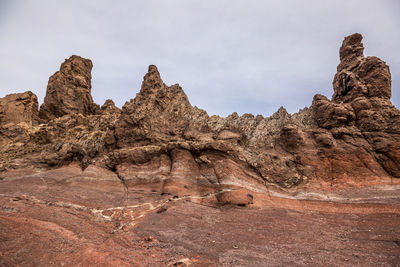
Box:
[115,65,195,145]
[0,91,39,126]
[0,91,39,149]
[1,33,400,266]
[312,34,400,178]
[39,55,100,120]
[0,33,399,198]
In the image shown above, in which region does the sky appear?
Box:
[0,0,399,117]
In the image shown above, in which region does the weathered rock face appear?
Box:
[328,34,400,133]
[115,65,194,146]
[333,33,391,102]
[0,91,39,126]
[1,33,399,195]
[311,33,400,179]
[39,55,100,120]
[0,91,39,149]
[315,34,398,131]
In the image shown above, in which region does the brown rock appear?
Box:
[314,33,399,133]
[337,33,364,71]
[101,99,121,115]
[2,34,400,266]
[279,124,305,150]
[312,94,355,129]
[115,65,193,146]
[116,154,170,190]
[312,129,335,148]
[0,91,39,126]
[162,149,214,197]
[39,55,99,120]
[217,130,242,141]
[333,33,391,103]
[2,33,400,194]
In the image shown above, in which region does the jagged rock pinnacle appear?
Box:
[338,33,364,71]
[1,34,400,266]
[140,65,164,93]
[114,65,193,145]
[101,99,121,115]
[39,55,100,120]
[0,33,399,189]
[332,33,391,103]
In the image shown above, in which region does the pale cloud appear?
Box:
[0,0,399,116]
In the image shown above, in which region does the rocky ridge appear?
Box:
[0,33,399,203]
[1,33,400,266]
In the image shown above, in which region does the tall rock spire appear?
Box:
[332,33,391,103]
[39,55,99,120]
[337,33,364,71]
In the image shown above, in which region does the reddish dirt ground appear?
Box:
[136,201,400,266]
[0,166,399,266]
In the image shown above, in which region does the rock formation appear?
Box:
[0,33,399,194]
[115,65,195,146]
[100,99,121,115]
[0,91,39,149]
[39,55,99,120]
[0,91,39,126]
[312,34,400,178]
[1,33,400,266]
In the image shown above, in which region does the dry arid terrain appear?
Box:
[0,33,399,266]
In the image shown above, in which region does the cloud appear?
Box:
[0,0,399,116]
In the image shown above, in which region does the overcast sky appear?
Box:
[0,0,399,116]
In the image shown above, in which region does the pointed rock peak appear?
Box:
[64,54,92,63]
[141,65,164,93]
[338,33,364,71]
[272,106,289,118]
[115,65,194,145]
[102,99,116,107]
[101,99,121,114]
[333,34,392,103]
[268,106,291,124]
[148,64,158,72]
